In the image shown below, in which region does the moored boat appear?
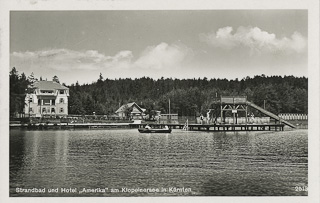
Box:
[138,128,172,133]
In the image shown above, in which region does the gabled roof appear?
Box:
[115,102,145,114]
[115,102,134,113]
[30,81,69,90]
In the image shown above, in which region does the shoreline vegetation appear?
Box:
[10,67,307,125]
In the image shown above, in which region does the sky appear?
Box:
[10,10,308,85]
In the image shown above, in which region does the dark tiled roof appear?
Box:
[31,81,69,90]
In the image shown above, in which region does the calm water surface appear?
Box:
[10,129,308,196]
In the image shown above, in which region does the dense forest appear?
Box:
[9,67,30,117]
[10,67,308,118]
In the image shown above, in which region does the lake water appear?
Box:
[10,128,308,196]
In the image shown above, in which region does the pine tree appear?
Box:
[9,67,30,117]
[28,72,37,84]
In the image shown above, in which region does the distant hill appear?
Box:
[67,75,307,116]
[9,67,308,117]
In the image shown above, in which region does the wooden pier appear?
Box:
[129,123,285,131]
[10,122,131,130]
[10,122,285,131]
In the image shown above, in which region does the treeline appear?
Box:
[68,74,308,117]
[9,67,308,117]
[9,67,61,117]
[10,67,30,117]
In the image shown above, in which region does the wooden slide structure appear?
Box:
[246,101,296,128]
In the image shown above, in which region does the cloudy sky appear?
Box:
[10,10,307,85]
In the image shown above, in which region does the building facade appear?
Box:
[24,81,69,117]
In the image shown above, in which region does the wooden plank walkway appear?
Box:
[129,123,285,131]
[10,123,131,129]
[10,122,285,131]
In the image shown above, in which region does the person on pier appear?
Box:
[200,114,204,124]
[207,110,211,124]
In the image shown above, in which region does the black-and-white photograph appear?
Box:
[1,0,319,202]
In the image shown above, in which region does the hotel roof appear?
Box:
[30,81,69,90]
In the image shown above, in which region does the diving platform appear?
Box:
[218,96,295,128]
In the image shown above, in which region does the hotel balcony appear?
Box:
[36,92,58,96]
[34,89,59,96]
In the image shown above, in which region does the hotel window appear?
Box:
[42,108,46,113]
[52,99,55,105]
[43,99,50,105]
[60,90,64,94]
[41,90,53,94]
[60,98,64,103]
[60,108,64,113]
[51,108,55,113]
[38,99,41,105]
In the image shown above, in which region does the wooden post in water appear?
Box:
[168,99,171,123]
[220,99,223,124]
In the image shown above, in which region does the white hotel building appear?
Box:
[24,81,69,117]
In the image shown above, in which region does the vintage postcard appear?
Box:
[0,0,319,203]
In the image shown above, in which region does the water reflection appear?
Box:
[10,129,307,196]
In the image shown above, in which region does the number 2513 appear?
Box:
[295,186,308,192]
